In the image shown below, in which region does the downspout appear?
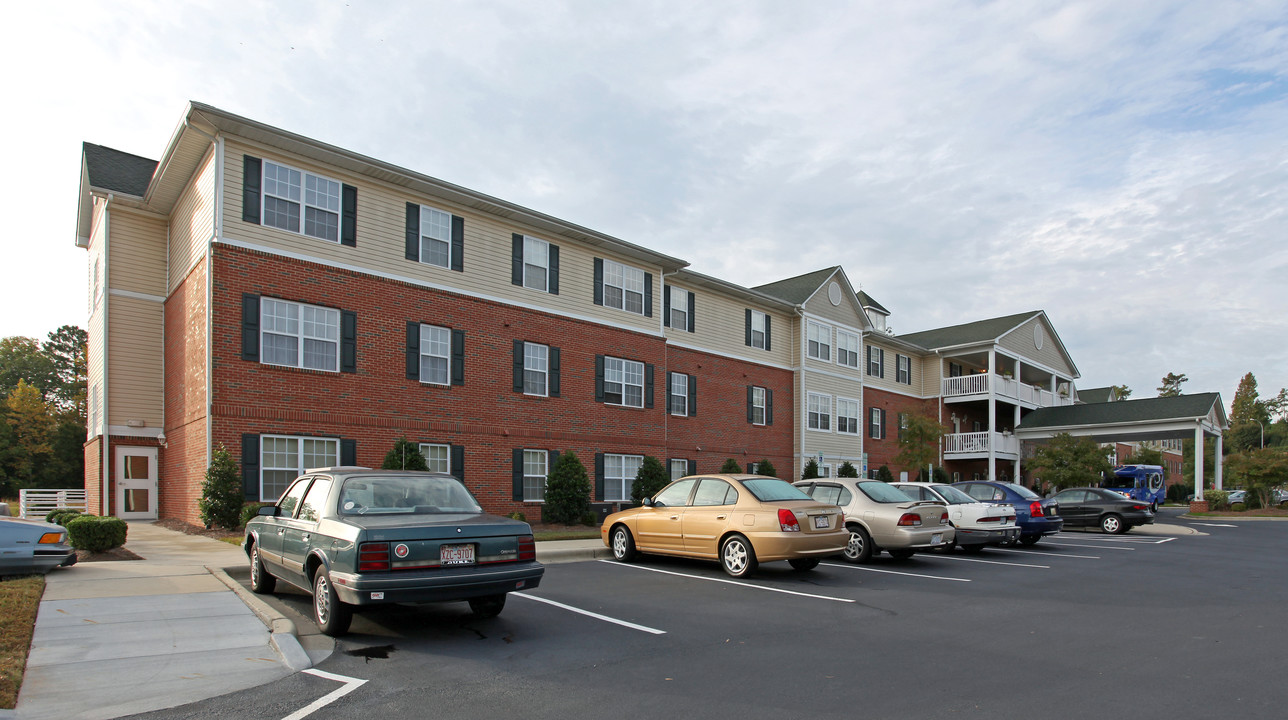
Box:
[100,194,113,516]
[660,269,676,465]
[208,133,223,469]
[794,305,806,477]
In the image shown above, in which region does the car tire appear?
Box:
[888,549,915,561]
[312,569,353,637]
[1100,514,1125,534]
[961,543,986,555]
[788,558,820,571]
[842,525,873,564]
[469,594,507,618]
[249,543,276,594]
[610,525,637,562]
[1150,501,1158,513]
[1018,535,1040,546]
[720,534,758,578]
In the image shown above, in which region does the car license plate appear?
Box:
[440,544,475,566]
[813,515,830,529]
[932,533,943,544]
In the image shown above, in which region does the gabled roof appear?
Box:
[1019,393,1228,432]
[1077,387,1115,404]
[856,290,889,315]
[82,143,157,197]
[753,267,841,305]
[898,311,1040,351]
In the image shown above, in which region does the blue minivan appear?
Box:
[952,481,1063,546]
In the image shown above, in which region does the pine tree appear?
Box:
[544,452,592,525]
[199,445,243,529]
[754,458,777,477]
[801,459,819,480]
[381,437,429,471]
[631,456,670,503]
[720,458,742,473]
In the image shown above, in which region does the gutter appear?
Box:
[101,194,113,516]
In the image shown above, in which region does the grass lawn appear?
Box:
[534,529,601,541]
[0,575,44,709]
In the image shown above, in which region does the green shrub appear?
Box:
[754,459,777,477]
[506,511,527,522]
[1166,482,1192,504]
[66,515,128,552]
[199,444,243,530]
[801,459,820,480]
[876,465,895,483]
[1204,489,1229,510]
[837,461,859,478]
[543,452,591,526]
[580,510,599,527]
[720,458,743,473]
[239,502,271,527]
[631,456,670,503]
[381,436,428,470]
[47,509,82,526]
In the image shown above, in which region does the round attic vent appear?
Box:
[1034,325,1044,350]
[828,282,842,306]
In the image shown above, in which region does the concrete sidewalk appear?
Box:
[5,523,610,720]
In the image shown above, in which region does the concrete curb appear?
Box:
[209,565,313,672]
[536,544,614,564]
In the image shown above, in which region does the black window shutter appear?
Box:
[405,322,420,380]
[511,234,524,286]
[549,244,560,295]
[450,215,464,272]
[340,311,357,373]
[746,386,754,422]
[450,444,464,481]
[242,156,261,224]
[242,434,260,502]
[513,340,525,392]
[405,203,420,261]
[745,309,752,346]
[450,330,465,386]
[549,347,561,397]
[663,286,671,328]
[512,448,524,501]
[595,453,605,501]
[549,450,560,477]
[644,273,653,317]
[688,374,697,417]
[687,291,695,333]
[879,348,886,379]
[595,355,605,401]
[644,364,654,409]
[242,294,260,361]
[340,439,357,466]
[666,371,675,413]
[687,459,696,476]
[765,316,771,351]
[593,258,604,305]
[767,389,774,425]
[340,184,357,247]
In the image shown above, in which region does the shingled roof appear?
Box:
[82,143,158,197]
[753,267,840,304]
[897,311,1040,351]
[856,290,889,315]
[1019,393,1225,431]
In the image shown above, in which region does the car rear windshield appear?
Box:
[339,475,482,515]
[930,484,976,505]
[857,481,916,504]
[742,478,815,502]
[1006,483,1040,500]
[1102,476,1136,489]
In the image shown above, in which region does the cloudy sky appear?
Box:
[4,0,1285,408]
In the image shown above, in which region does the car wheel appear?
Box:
[249,543,276,594]
[1150,501,1158,513]
[720,534,758,578]
[1100,514,1125,534]
[468,594,507,618]
[312,570,353,637]
[961,543,986,555]
[888,549,915,561]
[842,525,873,564]
[788,558,820,571]
[610,525,637,562]
[1018,535,1040,546]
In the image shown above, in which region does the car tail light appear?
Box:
[939,512,950,525]
[38,532,65,544]
[1030,501,1044,517]
[358,542,390,571]
[778,508,801,532]
[517,535,536,561]
[978,516,1002,523]
[897,513,922,527]
[1132,504,1148,511]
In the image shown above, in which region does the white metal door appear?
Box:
[115,447,158,520]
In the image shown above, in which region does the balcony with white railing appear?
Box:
[942,374,1074,408]
[943,431,1020,458]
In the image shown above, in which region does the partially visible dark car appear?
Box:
[0,517,76,576]
[1051,487,1154,534]
[244,468,544,636]
[953,480,1063,546]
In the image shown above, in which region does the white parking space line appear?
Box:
[821,562,970,582]
[1192,522,1238,527]
[597,560,857,603]
[931,554,1050,569]
[282,669,368,720]
[1063,534,1170,544]
[1044,540,1136,551]
[513,592,667,634]
[992,547,1100,560]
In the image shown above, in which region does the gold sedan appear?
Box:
[601,474,848,577]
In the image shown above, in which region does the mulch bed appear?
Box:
[75,547,143,562]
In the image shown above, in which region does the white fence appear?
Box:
[19,489,88,520]
[944,432,1020,456]
[943,374,1074,408]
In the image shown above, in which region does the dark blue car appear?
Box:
[952,481,1062,545]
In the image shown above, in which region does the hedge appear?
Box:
[46,509,82,527]
[66,516,129,552]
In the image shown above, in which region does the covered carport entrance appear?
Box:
[1013,393,1228,510]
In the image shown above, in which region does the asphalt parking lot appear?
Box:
[133,509,1288,720]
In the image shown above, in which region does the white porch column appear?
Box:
[1214,433,1224,490]
[1194,424,1205,501]
[987,348,996,482]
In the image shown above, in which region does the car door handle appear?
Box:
[301,534,310,541]
[277,529,285,535]
[716,515,727,520]
[670,515,679,520]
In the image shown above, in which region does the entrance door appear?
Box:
[115,447,158,520]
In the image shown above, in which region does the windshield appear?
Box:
[857,481,916,504]
[339,475,482,515]
[930,484,977,505]
[1005,483,1040,500]
[1102,476,1137,489]
[743,478,814,502]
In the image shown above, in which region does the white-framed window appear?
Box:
[750,310,768,349]
[523,236,550,291]
[418,443,451,474]
[668,287,688,330]
[523,449,548,502]
[88,384,100,433]
[837,330,860,368]
[669,372,688,416]
[524,342,548,396]
[669,459,689,481]
[604,356,644,408]
[837,398,860,435]
[261,298,340,372]
[260,435,339,502]
[953,472,961,482]
[818,464,833,478]
[808,393,831,431]
[869,407,886,440]
[808,321,831,361]
[418,205,453,268]
[897,354,912,385]
[603,259,646,314]
[751,386,767,426]
[262,160,341,242]
[867,346,885,377]
[604,453,644,502]
[419,323,451,385]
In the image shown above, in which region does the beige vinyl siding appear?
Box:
[919,354,942,397]
[169,148,216,294]
[86,203,107,435]
[801,280,867,330]
[800,369,865,458]
[1000,316,1074,377]
[863,340,924,397]
[107,210,167,297]
[105,294,164,429]
[221,139,661,335]
[665,282,793,367]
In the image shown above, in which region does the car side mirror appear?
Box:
[257,505,281,517]
[642,497,654,508]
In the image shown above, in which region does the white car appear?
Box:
[892,482,1019,553]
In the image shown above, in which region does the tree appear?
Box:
[1224,448,1288,510]
[837,461,858,478]
[381,437,428,470]
[753,458,777,477]
[894,412,946,477]
[1182,437,1218,488]
[875,465,895,483]
[0,337,57,401]
[1028,433,1113,491]
[1129,445,1163,468]
[543,451,591,525]
[719,458,742,473]
[1157,372,1188,398]
[5,380,54,480]
[801,459,820,480]
[1110,384,1132,401]
[199,445,243,529]
[1264,389,1288,423]
[631,456,669,503]
[42,326,88,419]
[1230,372,1268,426]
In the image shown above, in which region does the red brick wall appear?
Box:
[864,388,938,478]
[83,437,103,515]
[162,257,209,523]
